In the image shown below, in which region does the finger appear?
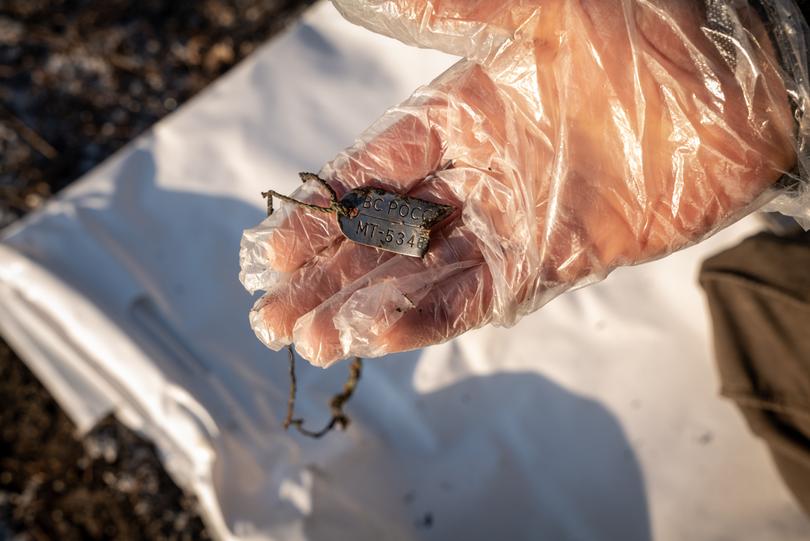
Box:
[249,239,395,350]
[368,264,493,356]
[331,0,542,59]
[292,222,483,366]
[297,260,491,367]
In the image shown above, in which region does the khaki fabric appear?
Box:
[700,231,810,515]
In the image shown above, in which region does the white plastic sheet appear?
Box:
[0,3,808,540]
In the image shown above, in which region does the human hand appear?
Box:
[241,0,798,366]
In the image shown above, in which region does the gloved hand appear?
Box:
[241,0,804,367]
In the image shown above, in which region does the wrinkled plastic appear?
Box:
[240,0,810,367]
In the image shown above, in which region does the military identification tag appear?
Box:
[263,173,454,258]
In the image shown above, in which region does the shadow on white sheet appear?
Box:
[0,2,808,540]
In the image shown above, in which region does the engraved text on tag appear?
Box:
[337,188,454,257]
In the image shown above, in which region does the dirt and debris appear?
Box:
[0,342,209,539]
[0,1,313,538]
[0,0,313,229]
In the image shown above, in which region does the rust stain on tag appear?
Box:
[338,188,454,257]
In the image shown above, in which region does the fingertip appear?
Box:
[249,294,293,351]
[292,309,347,368]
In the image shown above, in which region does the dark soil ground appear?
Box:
[0,1,312,539]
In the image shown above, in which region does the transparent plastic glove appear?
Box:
[241,0,808,367]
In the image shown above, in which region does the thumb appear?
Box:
[331,0,539,60]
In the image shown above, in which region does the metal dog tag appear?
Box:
[263,174,455,258]
[337,187,454,257]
